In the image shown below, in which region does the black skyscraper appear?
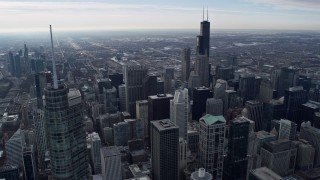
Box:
[224,117,250,180]
[197,12,210,57]
[192,87,213,120]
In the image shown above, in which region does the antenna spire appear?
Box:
[202,6,204,21]
[50,25,58,89]
[207,6,209,21]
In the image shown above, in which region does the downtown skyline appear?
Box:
[0,0,320,32]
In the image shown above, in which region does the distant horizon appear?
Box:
[0,0,320,33]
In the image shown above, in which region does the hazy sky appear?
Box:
[0,0,320,32]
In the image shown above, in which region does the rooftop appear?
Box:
[101,146,120,157]
[151,119,178,131]
[200,114,226,126]
[251,167,282,180]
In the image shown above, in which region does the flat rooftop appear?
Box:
[251,167,282,180]
[151,119,178,131]
[101,146,120,157]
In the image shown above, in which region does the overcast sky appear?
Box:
[0,0,320,32]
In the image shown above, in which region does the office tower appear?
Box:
[260,139,297,176]
[206,98,223,116]
[295,139,315,170]
[14,53,21,77]
[215,66,234,81]
[271,70,280,93]
[151,119,179,180]
[195,55,209,87]
[101,146,122,180]
[302,101,320,125]
[163,67,174,94]
[300,121,320,167]
[148,94,173,122]
[142,75,157,99]
[284,86,307,129]
[8,51,15,75]
[102,127,113,145]
[255,76,262,98]
[35,72,47,108]
[263,100,285,131]
[278,119,297,141]
[119,84,126,111]
[23,146,37,180]
[125,118,144,140]
[245,100,264,131]
[191,168,213,180]
[197,11,210,57]
[88,132,102,175]
[103,86,118,113]
[224,118,250,180]
[249,167,282,180]
[0,165,20,180]
[136,100,149,138]
[247,119,256,178]
[214,79,228,100]
[170,88,189,141]
[199,114,226,180]
[6,129,23,167]
[182,47,191,82]
[124,65,148,117]
[259,77,273,103]
[33,109,46,171]
[113,121,129,146]
[239,74,256,103]
[253,131,277,169]
[23,44,30,74]
[192,87,213,120]
[278,67,298,97]
[297,76,312,92]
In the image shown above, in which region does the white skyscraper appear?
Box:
[170,88,189,141]
[278,119,297,141]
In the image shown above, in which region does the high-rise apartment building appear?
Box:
[170,88,189,141]
[124,65,148,117]
[33,109,46,171]
[151,119,179,180]
[199,114,226,180]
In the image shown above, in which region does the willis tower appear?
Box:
[197,8,210,57]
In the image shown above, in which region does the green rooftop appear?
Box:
[200,114,226,125]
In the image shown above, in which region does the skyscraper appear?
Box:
[195,55,210,87]
[142,74,158,99]
[181,47,191,82]
[148,94,173,122]
[101,146,122,180]
[199,114,226,180]
[33,109,46,171]
[136,100,149,138]
[124,65,148,117]
[300,122,320,167]
[88,132,102,175]
[206,98,223,116]
[170,88,189,141]
[224,117,250,180]
[197,10,210,57]
[22,146,37,180]
[151,119,179,180]
[284,86,307,129]
[192,87,213,120]
[44,26,88,179]
[278,67,298,97]
[245,100,264,131]
[239,74,256,103]
[278,119,297,141]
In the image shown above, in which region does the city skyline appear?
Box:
[0,0,320,33]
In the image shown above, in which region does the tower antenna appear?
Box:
[203,6,204,21]
[50,25,58,89]
[207,6,209,21]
